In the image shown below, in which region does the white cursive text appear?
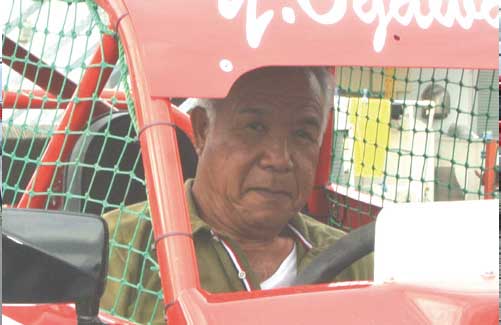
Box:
[218,0,497,52]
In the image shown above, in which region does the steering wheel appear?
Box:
[293,221,375,285]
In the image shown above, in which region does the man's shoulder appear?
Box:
[293,212,347,249]
[103,201,150,244]
[103,201,150,219]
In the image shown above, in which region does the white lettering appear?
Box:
[407,1,434,29]
[218,0,245,19]
[456,0,478,29]
[353,0,496,52]
[296,0,347,25]
[354,0,392,52]
[390,0,414,26]
[218,0,274,49]
[282,7,296,24]
[245,0,274,49]
[353,0,378,24]
[217,0,498,52]
[480,0,498,27]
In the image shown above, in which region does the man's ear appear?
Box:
[190,106,210,155]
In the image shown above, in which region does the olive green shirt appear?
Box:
[101,180,373,324]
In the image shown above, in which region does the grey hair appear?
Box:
[183,67,334,136]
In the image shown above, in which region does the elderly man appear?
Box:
[101,67,373,324]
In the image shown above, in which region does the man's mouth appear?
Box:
[247,188,292,200]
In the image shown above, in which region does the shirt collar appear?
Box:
[184,179,212,235]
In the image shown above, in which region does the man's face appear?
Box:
[192,68,326,236]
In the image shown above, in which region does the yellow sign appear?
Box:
[348,97,391,177]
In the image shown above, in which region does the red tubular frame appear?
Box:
[16,32,119,209]
[307,111,333,223]
[483,140,498,199]
[3,36,76,99]
[3,36,114,114]
[97,1,201,310]
[2,89,128,110]
[307,67,336,222]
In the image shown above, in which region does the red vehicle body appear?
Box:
[2,1,499,324]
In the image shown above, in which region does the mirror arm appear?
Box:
[76,296,105,325]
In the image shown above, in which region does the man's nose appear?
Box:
[258,137,293,172]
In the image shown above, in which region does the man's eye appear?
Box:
[247,122,265,132]
[295,129,315,142]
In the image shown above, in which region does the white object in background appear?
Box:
[438,136,485,200]
[374,199,498,292]
[383,102,435,202]
[333,95,350,131]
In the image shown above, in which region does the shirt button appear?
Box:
[210,230,220,242]
[238,271,246,279]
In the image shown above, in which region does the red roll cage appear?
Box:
[2,1,498,324]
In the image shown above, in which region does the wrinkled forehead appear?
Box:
[181,67,332,114]
[228,67,324,101]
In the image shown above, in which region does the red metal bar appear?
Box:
[3,89,128,110]
[17,32,119,209]
[3,36,112,113]
[3,36,76,98]
[161,99,194,143]
[325,183,382,229]
[3,90,59,108]
[307,111,334,223]
[306,67,336,222]
[483,140,498,199]
[109,8,200,309]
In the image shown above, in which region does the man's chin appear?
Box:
[242,190,297,211]
[243,209,296,233]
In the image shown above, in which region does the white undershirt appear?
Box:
[260,244,297,290]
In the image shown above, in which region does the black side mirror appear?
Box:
[2,208,109,324]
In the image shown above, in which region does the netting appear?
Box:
[2,0,499,324]
[328,67,498,230]
[2,1,162,324]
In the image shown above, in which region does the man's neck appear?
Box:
[203,208,295,282]
[191,183,296,282]
[237,233,295,283]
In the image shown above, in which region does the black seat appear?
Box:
[62,111,197,216]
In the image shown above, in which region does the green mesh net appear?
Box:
[2,1,499,324]
[328,67,499,230]
[2,1,161,323]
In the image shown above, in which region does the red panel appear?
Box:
[167,283,498,325]
[5,283,497,325]
[98,0,498,98]
[2,304,137,325]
